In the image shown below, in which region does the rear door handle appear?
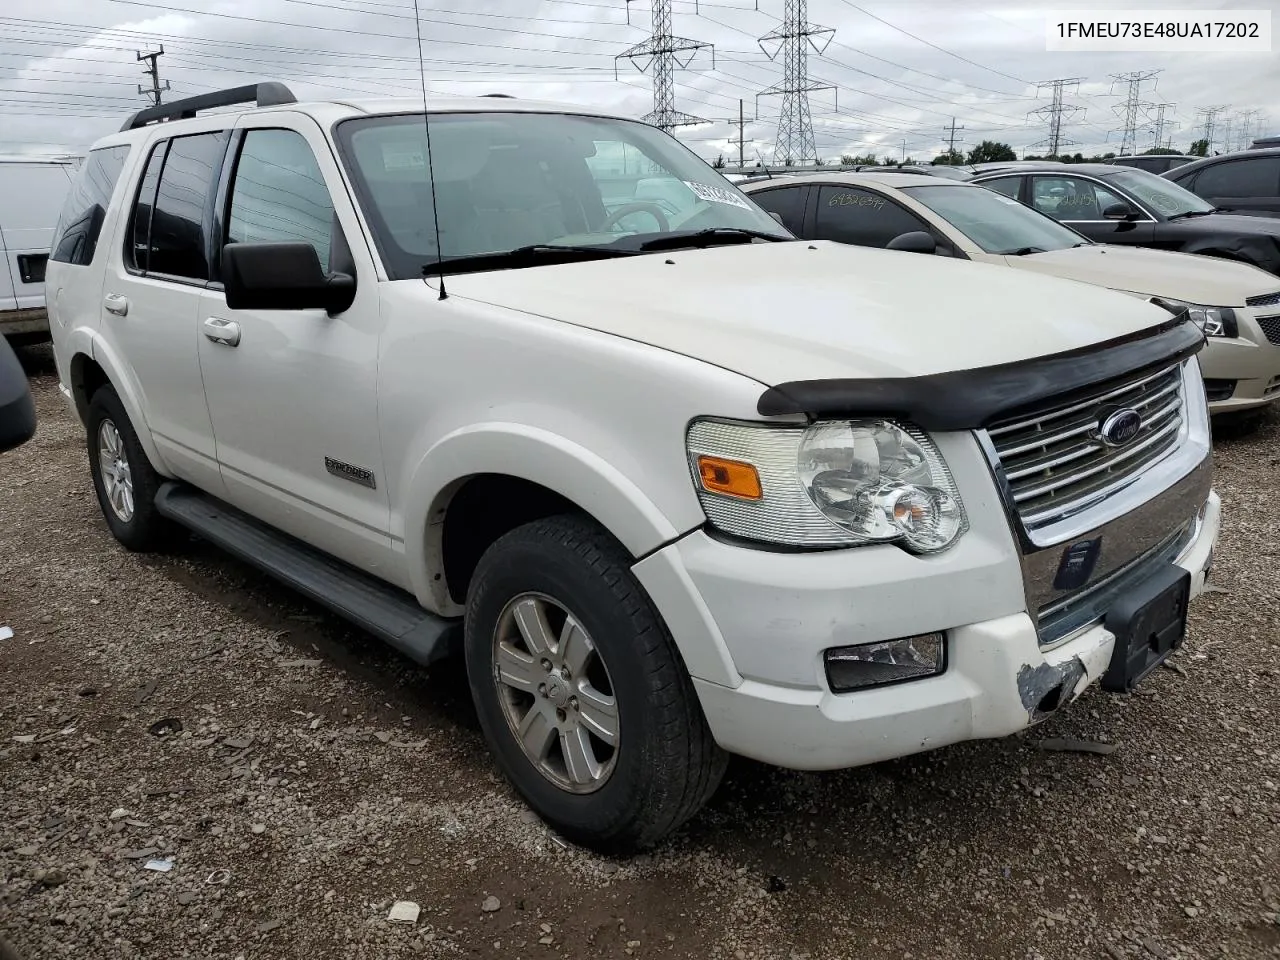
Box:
[203,316,241,347]
[103,294,129,316]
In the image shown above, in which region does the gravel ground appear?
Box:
[1,345,1277,960]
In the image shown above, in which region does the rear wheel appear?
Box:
[464,515,726,853]
[86,385,180,551]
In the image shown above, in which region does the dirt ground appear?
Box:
[1,345,1277,960]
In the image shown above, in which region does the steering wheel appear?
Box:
[599,202,671,233]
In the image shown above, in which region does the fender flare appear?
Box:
[79,330,173,475]
[403,422,685,614]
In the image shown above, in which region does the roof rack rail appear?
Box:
[120,82,297,132]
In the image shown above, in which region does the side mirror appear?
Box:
[222,242,356,314]
[1102,202,1137,221]
[0,335,37,454]
[767,211,785,226]
[885,230,937,255]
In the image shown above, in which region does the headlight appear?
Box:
[1149,296,1237,337]
[686,418,968,553]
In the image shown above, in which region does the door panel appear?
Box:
[196,120,397,582]
[99,131,227,494]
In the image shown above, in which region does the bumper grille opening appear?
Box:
[1256,314,1280,345]
[987,363,1186,532]
[1245,291,1280,308]
[1204,379,1237,402]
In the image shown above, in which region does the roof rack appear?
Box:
[120,82,297,132]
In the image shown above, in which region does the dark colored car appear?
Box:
[853,163,974,181]
[0,332,37,452]
[972,163,1280,275]
[1111,154,1195,174]
[1164,147,1280,219]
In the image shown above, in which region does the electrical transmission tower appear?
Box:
[1195,105,1227,153]
[1109,70,1161,155]
[136,46,169,106]
[1234,109,1262,150]
[1149,102,1177,151]
[1027,78,1084,157]
[616,0,714,132]
[757,0,835,165]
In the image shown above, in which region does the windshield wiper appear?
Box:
[1166,210,1213,220]
[422,243,637,276]
[1005,246,1046,256]
[636,228,789,252]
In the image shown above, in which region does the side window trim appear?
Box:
[125,138,168,278]
[208,129,246,289]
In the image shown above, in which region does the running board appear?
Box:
[155,483,459,666]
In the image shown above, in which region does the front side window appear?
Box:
[812,185,929,248]
[981,176,1022,200]
[147,131,229,281]
[334,112,789,279]
[900,184,1087,254]
[749,186,807,234]
[50,145,130,266]
[1192,157,1280,198]
[1030,177,1126,221]
[227,129,335,269]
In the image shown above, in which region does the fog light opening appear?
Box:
[824,633,946,693]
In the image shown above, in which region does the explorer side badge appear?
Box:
[324,457,376,489]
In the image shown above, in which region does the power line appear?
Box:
[943,116,964,157]
[1028,77,1084,157]
[616,0,714,131]
[136,46,169,106]
[757,0,834,164]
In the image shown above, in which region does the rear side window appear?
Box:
[49,145,130,266]
[1193,158,1280,198]
[749,186,807,235]
[982,177,1022,200]
[226,129,334,269]
[143,131,229,281]
[813,185,929,248]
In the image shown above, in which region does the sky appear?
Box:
[1,0,1277,164]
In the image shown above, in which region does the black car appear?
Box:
[1164,147,1280,219]
[1110,154,1195,174]
[972,163,1280,275]
[853,163,974,181]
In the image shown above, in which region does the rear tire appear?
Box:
[464,514,726,853]
[86,385,180,552]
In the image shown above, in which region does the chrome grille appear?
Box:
[1245,291,1280,308]
[1256,314,1280,345]
[987,363,1185,531]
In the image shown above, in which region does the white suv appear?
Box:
[47,84,1220,852]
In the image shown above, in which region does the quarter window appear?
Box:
[49,145,130,266]
[227,129,335,269]
[981,177,1021,200]
[812,185,929,248]
[147,131,229,281]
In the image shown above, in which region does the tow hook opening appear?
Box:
[1035,682,1066,717]
[1017,659,1086,723]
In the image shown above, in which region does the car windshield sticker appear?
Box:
[682,180,752,210]
[827,193,886,210]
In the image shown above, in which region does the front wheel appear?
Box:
[464,515,726,853]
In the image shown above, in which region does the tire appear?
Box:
[86,384,180,551]
[464,514,727,853]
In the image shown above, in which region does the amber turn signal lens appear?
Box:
[697,455,762,500]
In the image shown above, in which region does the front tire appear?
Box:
[86,385,179,552]
[464,515,726,853]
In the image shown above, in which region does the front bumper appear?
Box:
[1200,311,1280,413]
[639,489,1220,772]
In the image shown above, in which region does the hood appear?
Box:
[1009,244,1280,306]
[443,241,1178,386]
[1187,212,1280,236]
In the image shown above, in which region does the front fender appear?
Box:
[404,422,692,614]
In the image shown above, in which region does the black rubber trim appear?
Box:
[756,313,1205,429]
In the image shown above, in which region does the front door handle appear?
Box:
[203,316,241,347]
[103,294,129,316]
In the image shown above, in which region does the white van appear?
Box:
[0,155,80,343]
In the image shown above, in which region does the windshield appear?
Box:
[1100,168,1215,218]
[899,183,1088,254]
[335,112,790,278]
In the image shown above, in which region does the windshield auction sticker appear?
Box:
[1046,10,1270,51]
[683,181,752,210]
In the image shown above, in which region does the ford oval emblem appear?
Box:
[1099,408,1143,447]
